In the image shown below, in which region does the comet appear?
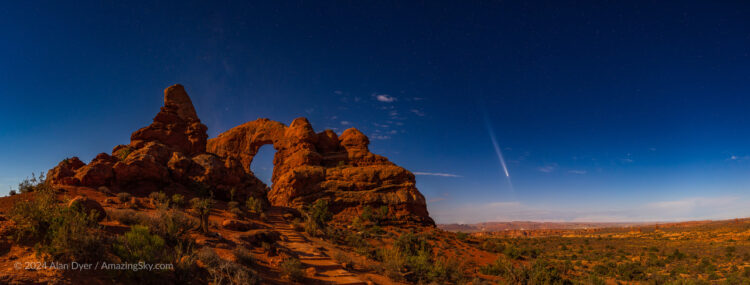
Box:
[482,109,514,191]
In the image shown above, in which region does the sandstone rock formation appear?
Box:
[48,84,267,203]
[208,120,434,226]
[47,84,433,226]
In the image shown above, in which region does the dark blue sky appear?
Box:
[2,1,750,223]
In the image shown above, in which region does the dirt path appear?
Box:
[267,209,367,285]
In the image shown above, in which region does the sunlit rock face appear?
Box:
[208,119,434,226]
[48,84,267,203]
[48,83,433,225]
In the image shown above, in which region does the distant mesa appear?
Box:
[48,84,433,226]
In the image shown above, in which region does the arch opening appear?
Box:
[250,144,276,187]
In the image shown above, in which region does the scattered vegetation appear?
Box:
[303,199,332,236]
[280,257,304,282]
[113,225,166,264]
[9,186,106,262]
[117,192,132,203]
[171,193,186,208]
[190,198,214,233]
[114,146,133,161]
[245,196,262,214]
[18,172,49,193]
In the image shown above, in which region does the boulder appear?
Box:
[239,229,281,246]
[47,157,85,185]
[221,219,254,231]
[68,196,106,221]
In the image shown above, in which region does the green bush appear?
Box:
[617,262,647,281]
[9,187,105,262]
[307,199,333,226]
[117,192,132,203]
[18,172,49,193]
[456,231,469,241]
[304,199,333,237]
[191,198,214,233]
[149,191,169,208]
[280,257,304,282]
[246,196,263,214]
[114,146,133,161]
[146,210,197,246]
[233,247,254,266]
[113,225,166,264]
[171,194,186,208]
[480,257,511,276]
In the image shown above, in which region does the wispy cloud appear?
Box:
[413,172,463,178]
[370,134,391,140]
[568,170,587,175]
[728,154,750,161]
[410,109,425,117]
[428,197,447,203]
[375,94,397,103]
[537,163,558,173]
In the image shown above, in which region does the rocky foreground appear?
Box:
[0,85,489,285]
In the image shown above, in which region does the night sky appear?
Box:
[2,1,750,223]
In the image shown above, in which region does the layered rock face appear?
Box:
[48,84,267,202]
[47,83,433,225]
[208,119,434,226]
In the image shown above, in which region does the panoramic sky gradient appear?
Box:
[2,1,750,224]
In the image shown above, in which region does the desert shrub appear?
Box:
[149,191,169,207]
[229,187,237,202]
[377,205,389,222]
[377,231,465,283]
[307,199,332,226]
[503,244,523,260]
[360,206,374,222]
[480,257,512,276]
[114,146,133,161]
[245,196,262,214]
[146,210,197,246]
[587,274,606,285]
[171,194,186,208]
[333,251,353,268]
[304,199,332,236]
[107,209,147,225]
[378,248,406,280]
[280,257,304,281]
[429,256,465,283]
[117,192,132,203]
[197,247,257,285]
[211,260,258,285]
[617,262,647,281]
[9,187,106,262]
[113,225,166,264]
[233,247,254,266]
[456,231,469,241]
[481,239,507,253]
[725,246,736,257]
[196,247,222,267]
[18,172,49,193]
[191,198,214,233]
[394,232,431,256]
[9,190,17,196]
